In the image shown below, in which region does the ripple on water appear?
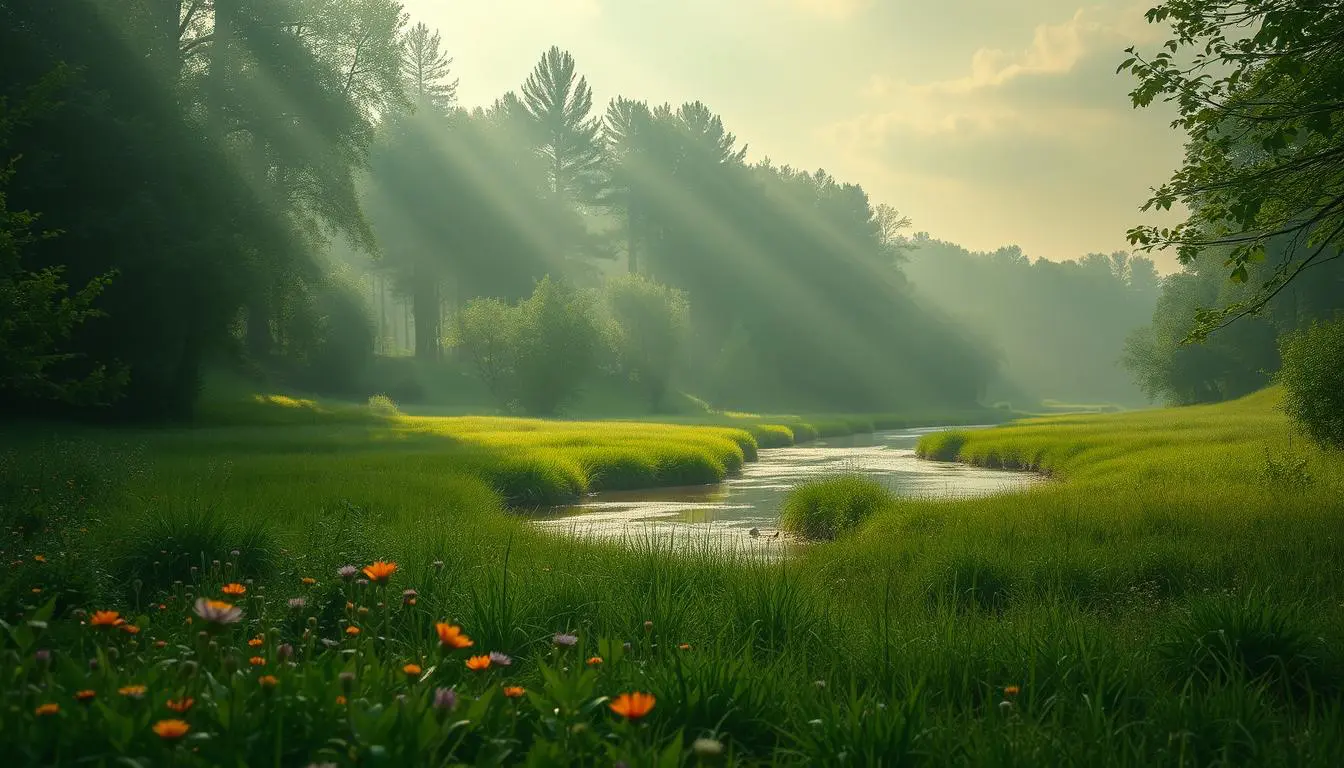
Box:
[531,426,1041,553]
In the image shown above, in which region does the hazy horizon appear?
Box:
[405,0,1187,270]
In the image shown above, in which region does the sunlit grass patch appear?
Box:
[779,475,893,540]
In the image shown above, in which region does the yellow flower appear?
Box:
[90,610,124,627]
[609,691,656,719]
[435,622,473,649]
[152,719,190,740]
[361,561,397,584]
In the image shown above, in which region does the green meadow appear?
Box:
[3,388,1343,765]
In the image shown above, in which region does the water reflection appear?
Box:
[531,426,1041,554]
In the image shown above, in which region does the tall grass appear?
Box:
[2,387,1343,764]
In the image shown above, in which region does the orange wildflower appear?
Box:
[152,719,190,740]
[609,691,656,719]
[118,685,148,698]
[465,655,491,671]
[121,624,141,635]
[345,626,361,636]
[503,686,526,698]
[34,554,47,563]
[435,622,473,649]
[248,637,264,647]
[249,656,266,667]
[258,675,279,688]
[335,695,348,706]
[1004,685,1021,697]
[403,663,422,677]
[301,577,316,586]
[90,610,124,627]
[154,640,167,649]
[35,703,59,716]
[166,697,194,713]
[361,561,397,584]
[587,656,603,666]
[221,583,246,596]
[74,690,96,702]
[678,643,692,651]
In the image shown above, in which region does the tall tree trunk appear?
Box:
[626,199,638,274]
[412,264,440,361]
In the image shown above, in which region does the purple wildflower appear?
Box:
[552,632,578,648]
[193,597,242,625]
[337,565,358,581]
[488,651,512,666]
[432,687,458,711]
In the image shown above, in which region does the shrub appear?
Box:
[1277,317,1344,448]
[448,297,518,405]
[604,274,689,411]
[511,277,601,416]
[779,476,892,540]
[366,393,401,417]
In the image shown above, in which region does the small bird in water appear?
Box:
[748,527,760,537]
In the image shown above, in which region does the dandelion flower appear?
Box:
[337,565,359,581]
[221,583,246,596]
[152,719,190,740]
[166,697,194,713]
[74,690,95,702]
[503,686,526,698]
[193,598,242,625]
[345,626,361,637]
[249,656,266,666]
[90,610,124,628]
[259,675,279,688]
[118,685,148,698]
[489,651,512,666]
[435,622,473,649]
[587,656,603,666]
[35,703,59,716]
[609,691,656,719]
[403,663,422,677]
[465,655,491,671]
[552,632,578,648]
[361,561,397,584]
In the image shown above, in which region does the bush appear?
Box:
[779,476,892,540]
[448,297,517,404]
[604,274,689,411]
[512,277,600,416]
[1277,317,1344,448]
[366,393,401,417]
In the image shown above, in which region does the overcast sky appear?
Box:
[400,0,1187,269]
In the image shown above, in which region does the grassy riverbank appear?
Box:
[3,389,1342,765]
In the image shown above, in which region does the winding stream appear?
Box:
[531,426,1042,554]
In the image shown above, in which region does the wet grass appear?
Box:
[2,388,1343,764]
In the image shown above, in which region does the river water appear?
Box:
[531,426,1041,554]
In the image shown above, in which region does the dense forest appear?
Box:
[6,0,1333,421]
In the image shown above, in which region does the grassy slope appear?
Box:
[4,389,1343,764]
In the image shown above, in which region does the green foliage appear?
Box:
[1277,316,1344,448]
[604,273,689,410]
[1120,0,1344,337]
[915,430,970,461]
[779,476,892,540]
[366,393,400,417]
